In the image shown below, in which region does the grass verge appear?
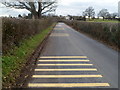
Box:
[2,23,55,88]
[87,19,119,23]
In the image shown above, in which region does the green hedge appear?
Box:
[2,22,55,88]
[2,18,54,55]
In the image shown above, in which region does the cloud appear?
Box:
[12,8,30,14]
[0,0,119,17]
[56,0,119,16]
[0,14,9,17]
[0,6,30,17]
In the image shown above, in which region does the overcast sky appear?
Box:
[0,0,119,17]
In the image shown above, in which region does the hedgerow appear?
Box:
[2,18,54,55]
[2,17,56,88]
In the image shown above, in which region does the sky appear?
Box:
[0,0,119,17]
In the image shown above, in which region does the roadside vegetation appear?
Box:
[2,17,56,87]
[63,20,119,51]
[2,18,54,54]
[86,19,119,23]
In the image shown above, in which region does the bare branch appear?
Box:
[42,2,55,11]
[1,0,57,19]
[42,6,56,14]
[2,2,26,9]
[19,2,31,11]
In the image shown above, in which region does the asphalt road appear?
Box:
[28,23,118,88]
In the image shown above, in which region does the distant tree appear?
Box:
[2,0,57,19]
[98,9,109,20]
[23,13,27,18]
[68,15,73,20]
[9,15,12,18]
[18,14,22,18]
[106,13,112,19]
[83,7,95,19]
[59,15,63,17]
[82,11,87,17]
[27,13,32,19]
[111,13,118,19]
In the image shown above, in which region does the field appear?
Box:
[86,19,119,23]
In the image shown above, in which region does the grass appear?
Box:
[2,23,55,87]
[86,19,119,23]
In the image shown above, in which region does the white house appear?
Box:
[65,16,70,20]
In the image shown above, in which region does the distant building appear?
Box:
[65,15,73,20]
[99,17,103,19]
[118,1,120,17]
[65,16,70,20]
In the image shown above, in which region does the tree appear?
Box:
[23,13,27,18]
[18,14,22,18]
[67,15,73,20]
[82,11,87,17]
[2,0,57,19]
[83,6,95,19]
[98,9,109,20]
[111,13,118,19]
[106,13,112,19]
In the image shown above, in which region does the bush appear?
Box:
[2,18,54,55]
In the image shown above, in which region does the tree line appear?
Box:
[83,6,118,20]
[67,6,119,21]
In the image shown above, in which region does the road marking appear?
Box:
[50,33,69,37]
[38,60,90,62]
[29,54,110,88]
[35,68,97,71]
[28,83,110,87]
[37,64,93,66]
[54,28,64,30]
[40,56,87,58]
[56,25,62,27]
[32,75,102,78]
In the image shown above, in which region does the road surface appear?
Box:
[28,23,118,88]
